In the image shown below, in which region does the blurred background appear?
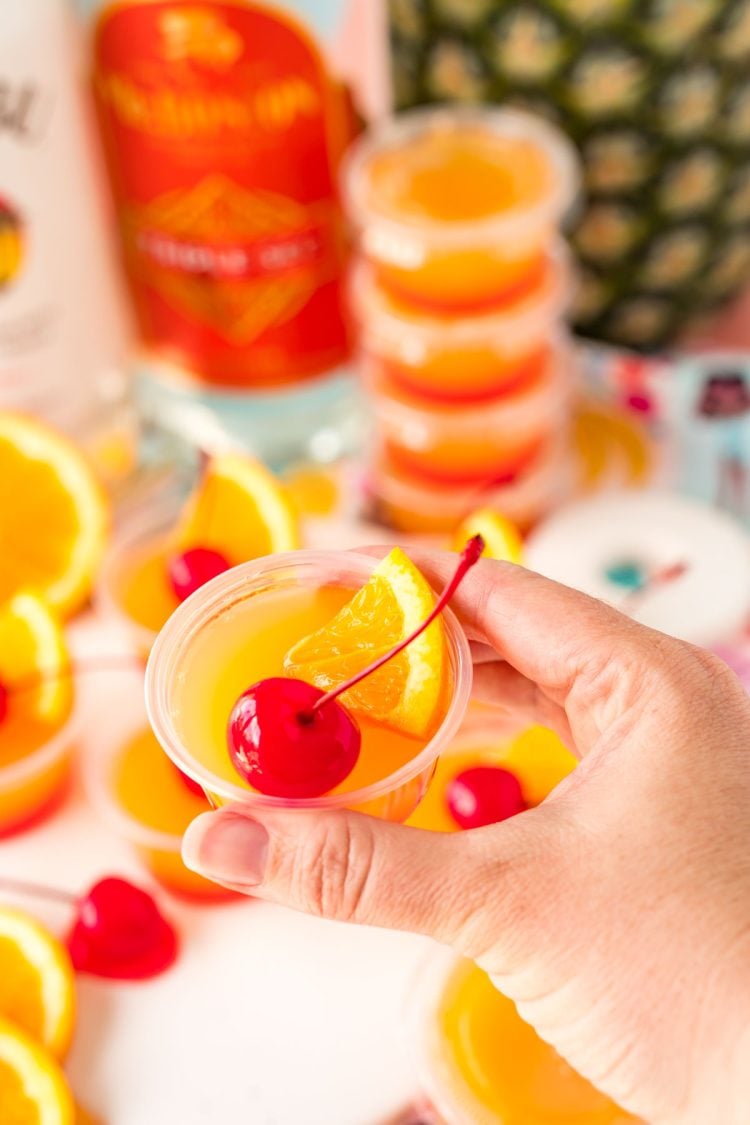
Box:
[2,2,750,1122]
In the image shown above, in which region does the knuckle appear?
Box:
[299,817,376,923]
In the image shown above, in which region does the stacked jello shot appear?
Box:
[344,107,580,534]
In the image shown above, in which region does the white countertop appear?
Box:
[0,614,435,1125]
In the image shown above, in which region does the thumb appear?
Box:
[182,801,549,950]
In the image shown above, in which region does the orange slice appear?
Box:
[452,509,523,564]
[284,548,447,737]
[0,1017,74,1125]
[0,909,76,1061]
[175,453,300,564]
[0,594,73,761]
[0,413,108,619]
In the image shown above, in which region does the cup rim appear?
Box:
[403,945,481,1125]
[0,703,80,791]
[342,105,580,250]
[352,243,573,351]
[145,549,473,810]
[367,342,571,434]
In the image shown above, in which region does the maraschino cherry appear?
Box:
[168,547,230,603]
[447,766,527,830]
[227,536,485,799]
[67,877,178,980]
[0,875,178,980]
[172,762,208,798]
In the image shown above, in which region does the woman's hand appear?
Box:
[183,553,750,1124]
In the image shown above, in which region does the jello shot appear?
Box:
[0,593,79,836]
[410,951,636,1124]
[96,454,301,659]
[146,549,472,823]
[366,344,571,484]
[97,498,181,661]
[344,106,579,311]
[352,248,571,402]
[371,437,575,535]
[86,701,233,901]
[407,723,576,833]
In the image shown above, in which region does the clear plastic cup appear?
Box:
[146,550,473,823]
[407,949,637,1125]
[0,708,79,837]
[366,343,571,484]
[84,683,234,901]
[343,106,579,311]
[352,245,572,402]
[96,498,181,662]
[371,438,575,535]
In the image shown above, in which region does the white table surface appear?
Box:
[0,612,436,1125]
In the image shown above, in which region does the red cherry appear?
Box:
[0,680,8,725]
[66,877,178,980]
[227,677,361,798]
[171,761,207,799]
[446,766,527,830]
[168,547,230,603]
[225,537,485,803]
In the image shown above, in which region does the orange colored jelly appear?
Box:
[346,110,578,311]
[109,728,233,900]
[429,960,636,1123]
[0,714,75,838]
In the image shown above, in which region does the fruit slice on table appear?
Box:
[0,1016,75,1125]
[0,908,76,1061]
[0,413,108,619]
[284,548,447,738]
[175,453,300,566]
[0,593,73,756]
[452,508,523,564]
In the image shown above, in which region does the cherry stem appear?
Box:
[0,876,77,906]
[308,535,485,717]
[1,654,145,700]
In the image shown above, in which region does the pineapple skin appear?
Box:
[388,0,750,351]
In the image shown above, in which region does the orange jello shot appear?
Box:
[407,724,576,834]
[353,249,570,402]
[344,107,578,311]
[366,346,570,484]
[146,549,472,823]
[372,437,575,535]
[0,594,78,836]
[412,953,635,1125]
[97,455,300,659]
[87,717,233,901]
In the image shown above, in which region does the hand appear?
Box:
[183,552,750,1124]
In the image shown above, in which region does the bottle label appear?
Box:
[93,0,352,388]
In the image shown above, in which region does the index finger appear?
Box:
[356,545,675,708]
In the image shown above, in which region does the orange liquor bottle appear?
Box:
[89,0,356,391]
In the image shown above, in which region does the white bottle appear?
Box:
[0,0,131,444]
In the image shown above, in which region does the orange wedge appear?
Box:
[0,593,73,762]
[284,548,447,737]
[175,453,300,564]
[0,909,76,1061]
[452,509,523,564]
[0,413,108,619]
[0,1017,74,1125]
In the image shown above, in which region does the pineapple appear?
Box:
[388,0,750,350]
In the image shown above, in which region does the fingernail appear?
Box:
[182,811,269,886]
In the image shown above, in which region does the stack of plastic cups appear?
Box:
[344,107,580,535]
